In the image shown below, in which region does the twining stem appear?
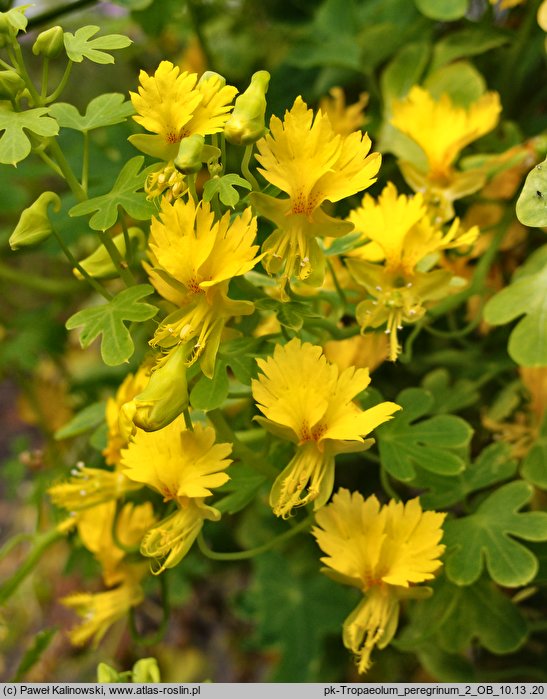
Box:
[52,228,113,300]
[187,174,198,203]
[0,529,63,604]
[129,573,170,646]
[207,408,277,478]
[81,130,89,195]
[97,229,136,287]
[46,61,73,104]
[40,57,49,100]
[47,139,87,202]
[183,407,194,432]
[197,513,314,561]
[120,215,133,265]
[326,258,347,307]
[0,260,80,294]
[241,144,259,190]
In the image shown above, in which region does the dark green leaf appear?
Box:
[521,414,547,489]
[65,284,157,366]
[54,401,106,440]
[69,156,155,230]
[421,368,479,414]
[49,93,134,132]
[397,575,527,655]
[63,25,132,64]
[381,42,430,102]
[483,259,547,367]
[444,481,547,586]
[376,388,472,481]
[430,27,509,72]
[0,105,58,165]
[190,361,229,411]
[215,462,267,514]
[414,0,468,21]
[203,174,252,208]
[415,442,518,510]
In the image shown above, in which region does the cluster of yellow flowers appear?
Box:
[48,59,506,670]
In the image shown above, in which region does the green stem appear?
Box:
[52,228,113,300]
[47,139,87,202]
[81,130,89,195]
[379,464,400,501]
[0,57,13,70]
[0,533,34,561]
[197,513,314,561]
[120,215,133,265]
[111,505,141,554]
[12,41,41,105]
[46,61,73,104]
[304,317,361,340]
[40,57,49,100]
[241,144,259,190]
[187,174,198,203]
[0,259,80,294]
[326,258,347,308]
[35,146,64,178]
[183,407,194,432]
[97,229,136,287]
[207,409,277,478]
[0,530,63,604]
[220,133,226,173]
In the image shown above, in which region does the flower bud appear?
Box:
[0,69,25,99]
[131,344,189,432]
[9,192,61,250]
[174,134,205,174]
[32,26,64,58]
[73,227,144,280]
[224,70,270,146]
[197,70,226,88]
[97,663,121,683]
[132,658,161,683]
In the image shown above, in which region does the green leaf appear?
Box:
[414,644,477,682]
[63,25,132,64]
[219,337,262,385]
[397,575,528,655]
[414,442,518,510]
[424,61,486,106]
[516,158,547,228]
[421,368,479,414]
[521,414,547,489]
[0,105,58,166]
[215,462,267,514]
[240,550,354,681]
[69,156,155,230]
[65,284,157,366]
[203,174,252,208]
[54,401,106,440]
[190,361,229,411]
[381,42,430,102]
[12,628,58,682]
[430,27,510,72]
[376,388,473,481]
[483,260,547,367]
[444,481,547,587]
[414,0,468,21]
[49,93,134,132]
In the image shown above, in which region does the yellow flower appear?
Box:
[129,62,237,160]
[103,364,151,466]
[319,87,368,136]
[251,339,400,517]
[121,416,231,572]
[251,96,380,288]
[391,86,501,182]
[146,197,261,376]
[313,488,446,673]
[48,463,141,512]
[62,582,144,647]
[348,182,478,274]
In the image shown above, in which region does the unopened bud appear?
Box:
[132,658,161,683]
[97,662,121,683]
[198,70,226,88]
[9,191,61,250]
[132,344,189,432]
[73,227,144,280]
[224,70,270,146]
[0,69,25,99]
[174,134,205,174]
[32,26,64,58]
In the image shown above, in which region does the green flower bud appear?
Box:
[32,26,64,58]
[132,658,161,683]
[174,134,205,174]
[0,69,25,99]
[224,70,270,146]
[9,192,61,250]
[97,662,121,683]
[132,344,189,432]
[73,227,144,280]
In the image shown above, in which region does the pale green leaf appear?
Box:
[483,260,547,367]
[414,0,468,21]
[190,360,229,411]
[65,284,157,365]
[69,156,155,230]
[203,174,252,208]
[516,158,547,228]
[444,481,547,587]
[63,25,132,64]
[54,401,106,440]
[424,61,486,106]
[0,105,58,166]
[49,93,134,132]
[430,27,509,72]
